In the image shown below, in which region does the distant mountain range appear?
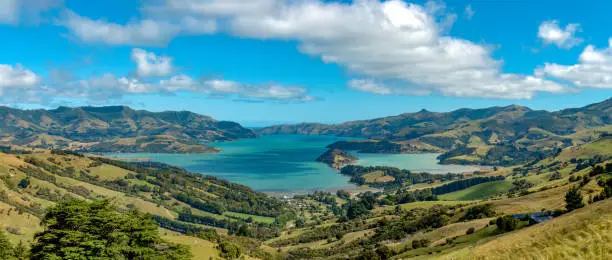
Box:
[260,98,612,166]
[0,106,256,153]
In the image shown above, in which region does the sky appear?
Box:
[1,0,612,126]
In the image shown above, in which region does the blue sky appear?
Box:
[1,0,611,125]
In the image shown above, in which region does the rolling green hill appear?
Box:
[0,106,256,153]
[261,97,612,165]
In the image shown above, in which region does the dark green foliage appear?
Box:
[152,215,215,237]
[549,171,563,181]
[13,241,27,260]
[495,215,519,232]
[432,176,505,195]
[336,189,351,200]
[174,193,225,214]
[565,186,585,212]
[217,241,242,259]
[340,165,461,189]
[411,239,430,249]
[295,218,306,228]
[30,199,192,260]
[384,189,437,205]
[375,245,394,259]
[0,230,15,259]
[461,204,496,220]
[466,227,475,235]
[17,177,30,189]
[593,178,612,202]
[589,165,605,177]
[359,248,381,260]
[92,157,289,218]
[50,149,84,157]
[509,179,534,193]
[295,191,336,205]
[346,200,369,220]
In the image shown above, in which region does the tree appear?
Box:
[0,230,15,259]
[376,245,393,259]
[359,248,381,260]
[13,241,27,260]
[565,186,585,212]
[17,177,30,189]
[218,241,241,259]
[295,218,306,228]
[30,199,191,260]
[496,216,518,232]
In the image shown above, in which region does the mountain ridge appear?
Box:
[260,98,612,165]
[0,105,257,153]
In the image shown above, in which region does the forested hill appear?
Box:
[260,98,612,165]
[0,106,256,153]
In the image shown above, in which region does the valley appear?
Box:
[0,98,611,259]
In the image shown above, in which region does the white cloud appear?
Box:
[180,16,217,35]
[539,39,612,89]
[0,0,63,24]
[464,5,475,20]
[131,48,174,78]
[538,20,582,49]
[42,72,316,103]
[0,64,40,88]
[59,11,181,46]
[224,0,565,99]
[348,79,394,95]
[42,0,586,99]
[174,76,317,102]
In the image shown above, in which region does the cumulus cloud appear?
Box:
[538,20,582,49]
[222,0,565,99]
[131,48,174,78]
[0,64,40,88]
[158,75,317,102]
[0,0,62,24]
[10,71,317,104]
[48,0,587,99]
[59,9,216,46]
[59,11,181,46]
[539,39,612,89]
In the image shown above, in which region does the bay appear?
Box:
[105,135,479,192]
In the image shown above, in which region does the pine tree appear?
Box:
[29,199,192,259]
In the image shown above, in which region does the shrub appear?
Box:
[565,186,585,212]
[495,216,518,232]
[466,227,475,235]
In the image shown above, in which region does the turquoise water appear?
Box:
[105,135,479,192]
[354,153,480,174]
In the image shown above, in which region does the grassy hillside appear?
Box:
[0,105,256,153]
[439,181,514,201]
[469,199,612,259]
[0,150,291,259]
[261,98,612,166]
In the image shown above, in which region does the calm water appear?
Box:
[105,135,479,192]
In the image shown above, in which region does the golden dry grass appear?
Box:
[493,184,570,214]
[0,201,42,245]
[159,228,219,259]
[468,199,612,260]
[388,218,492,250]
